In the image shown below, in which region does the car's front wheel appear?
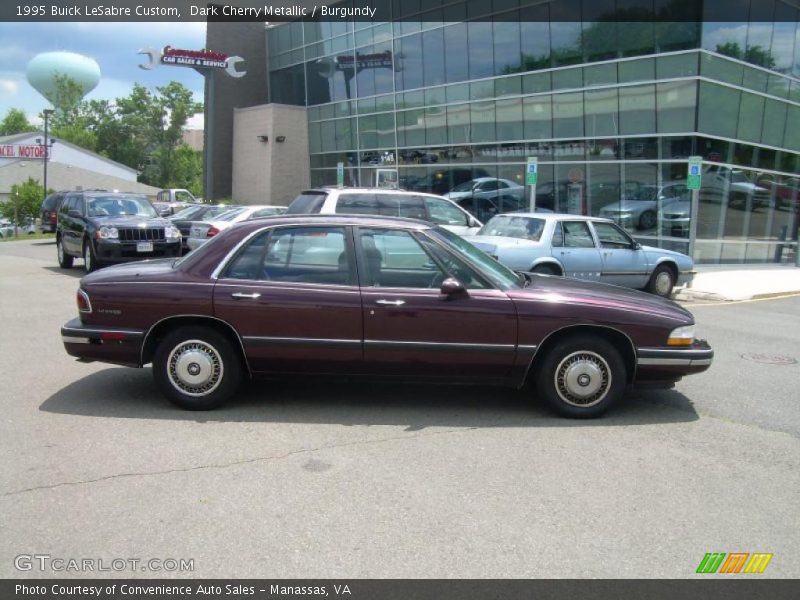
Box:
[646,264,675,298]
[57,236,73,268]
[83,239,100,272]
[534,335,626,418]
[153,326,243,410]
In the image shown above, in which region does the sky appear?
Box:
[0,22,207,130]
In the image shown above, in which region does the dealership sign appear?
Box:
[138,46,246,78]
[0,144,47,159]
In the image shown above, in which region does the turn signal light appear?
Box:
[207,226,220,237]
[667,324,695,346]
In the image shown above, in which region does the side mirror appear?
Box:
[633,241,642,250]
[440,277,468,300]
[469,217,481,228]
[68,209,82,218]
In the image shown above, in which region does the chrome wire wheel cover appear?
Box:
[554,351,612,407]
[655,271,673,296]
[166,339,224,397]
[83,244,92,271]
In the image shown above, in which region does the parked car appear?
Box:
[61,214,713,418]
[465,213,694,297]
[245,205,287,219]
[169,203,240,253]
[444,177,525,204]
[286,187,482,237]
[40,191,67,233]
[660,199,692,238]
[152,188,200,216]
[598,182,691,230]
[56,191,182,272]
[0,219,37,238]
[186,205,280,251]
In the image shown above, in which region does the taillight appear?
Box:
[207,226,220,237]
[77,289,92,313]
[50,211,57,223]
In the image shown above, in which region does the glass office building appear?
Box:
[264,0,800,264]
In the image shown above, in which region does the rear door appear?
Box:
[550,220,602,281]
[213,225,364,374]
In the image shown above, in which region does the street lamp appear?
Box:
[36,109,55,203]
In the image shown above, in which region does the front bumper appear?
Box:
[635,340,713,383]
[94,239,181,263]
[61,318,145,367]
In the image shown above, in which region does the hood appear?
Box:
[661,200,690,216]
[600,199,654,212]
[90,215,170,228]
[80,258,176,285]
[510,274,693,323]
[466,235,544,255]
[444,191,471,200]
[640,245,692,266]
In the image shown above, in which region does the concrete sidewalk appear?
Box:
[675,263,800,302]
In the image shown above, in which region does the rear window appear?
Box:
[286,192,328,214]
[42,194,60,210]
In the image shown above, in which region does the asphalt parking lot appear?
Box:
[1,239,798,578]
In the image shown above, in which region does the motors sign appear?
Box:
[0,144,47,159]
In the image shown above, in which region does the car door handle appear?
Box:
[375,299,406,306]
[231,292,261,300]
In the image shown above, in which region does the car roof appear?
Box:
[240,213,433,230]
[489,212,615,223]
[302,187,446,198]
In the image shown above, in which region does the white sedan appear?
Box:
[186,205,285,251]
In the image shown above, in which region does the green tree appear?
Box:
[715,42,776,69]
[0,108,37,136]
[48,74,98,150]
[167,144,204,196]
[2,178,50,223]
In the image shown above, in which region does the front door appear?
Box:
[213,225,363,374]
[591,221,650,288]
[356,227,517,379]
[550,220,602,281]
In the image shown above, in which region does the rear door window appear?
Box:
[335,193,379,215]
[423,197,469,226]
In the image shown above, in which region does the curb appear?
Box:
[676,289,800,303]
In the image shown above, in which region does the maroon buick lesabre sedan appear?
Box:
[61,215,713,417]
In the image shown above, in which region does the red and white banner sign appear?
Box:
[0,144,48,159]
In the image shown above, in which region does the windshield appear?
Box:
[429,227,520,290]
[730,171,749,183]
[170,205,206,220]
[87,195,157,218]
[216,208,247,222]
[626,186,659,201]
[478,215,545,241]
[450,180,478,192]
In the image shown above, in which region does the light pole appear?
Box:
[37,109,54,202]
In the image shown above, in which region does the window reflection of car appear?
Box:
[444,177,524,203]
[599,182,690,231]
[465,213,694,297]
[702,166,771,209]
[61,214,712,418]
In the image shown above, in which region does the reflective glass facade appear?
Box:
[266,0,800,264]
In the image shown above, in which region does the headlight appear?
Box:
[165,225,181,240]
[96,226,118,239]
[667,324,695,346]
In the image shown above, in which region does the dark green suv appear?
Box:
[56,191,181,272]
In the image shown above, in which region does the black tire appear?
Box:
[638,210,656,230]
[153,326,243,410]
[646,264,675,298]
[83,239,99,272]
[534,335,626,418]
[57,236,73,269]
[532,264,559,276]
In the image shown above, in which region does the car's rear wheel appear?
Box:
[83,239,99,272]
[57,236,73,269]
[153,326,243,410]
[646,264,675,298]
[535,335,626,418]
